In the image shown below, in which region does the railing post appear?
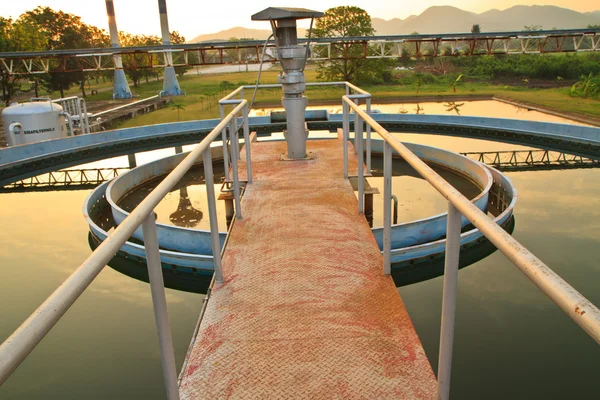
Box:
[342,100,349,179]
[220,103,230,181]
[243,104,252,184]
[229,120,243,219]
[203,148,223,282]
[437,203,462,400]
[383,142,392,274]
[354,108,364,213]
[366,96,372,174]
[353,99,359,155]
[233,114,241,160]
[141,213,180,400]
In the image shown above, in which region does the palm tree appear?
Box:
[452,74,463,93]
[171,103,186,121]
[415,73,423,95]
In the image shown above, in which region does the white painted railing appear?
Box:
[341,92,600,400]
[0,100,252,400]
[2,82,598,400]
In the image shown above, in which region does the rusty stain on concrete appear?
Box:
[179,138,437,399]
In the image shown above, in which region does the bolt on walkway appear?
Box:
[179,137,436,398]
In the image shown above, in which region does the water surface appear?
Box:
[0,100,598,398]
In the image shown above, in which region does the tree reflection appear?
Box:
[444,101,465,115]
[169,187,203,228]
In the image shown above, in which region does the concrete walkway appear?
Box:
[179,138,436,399]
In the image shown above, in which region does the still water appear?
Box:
[0,100,598,398]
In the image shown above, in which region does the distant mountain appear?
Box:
[189,27,306,43]
[371,5,600,35]
[190,6,600,43]
[586,11,600,20]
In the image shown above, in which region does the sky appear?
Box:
[1,0,598,40]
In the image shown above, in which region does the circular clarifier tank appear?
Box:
[117,163,228,232]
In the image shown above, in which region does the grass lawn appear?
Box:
[115,72,600,129]
[10,67,598,129]
[491,88,600,119]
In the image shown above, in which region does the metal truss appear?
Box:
[0,167,129,192]
[1,28,598,75]
[461,149,600,172]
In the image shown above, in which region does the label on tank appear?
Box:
[23,127,56,135]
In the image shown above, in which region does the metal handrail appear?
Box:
[342,94,600,399]
[4,81,597,398]
[0,100,250,398]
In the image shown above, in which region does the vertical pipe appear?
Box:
[437,203,462,400]
[243,104,252,184]
[229,120,242,219]
[356,114,364,213]
[80,99,90,134]
[158,0,181,96]
[74,99,83,134]
[366,97,372,174]
[141,213,180,400]
[158,0,171,47]
[233,115,241,160]
[342,100,349,179]
[353,98,359,155]
[383,142,392,275]
[202,148,223,282]
[220,104,230,181]
[104,0,132,99]
[391,194,399,225]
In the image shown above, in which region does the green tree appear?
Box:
[171,103,186,121]
[452,74,463,93]
[588,25,600,29]
[570,73,600,99]
[121,33,161,87]
[20,7,110,98]
[310,6,387,83]
[471,24,481,34]
[0,16,47,105]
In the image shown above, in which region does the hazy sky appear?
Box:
[2,1,598,40]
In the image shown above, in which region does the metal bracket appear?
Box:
[279,152,314,161]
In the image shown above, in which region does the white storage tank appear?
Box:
[2,102,69,146]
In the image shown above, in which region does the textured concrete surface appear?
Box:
[179,138,436,399]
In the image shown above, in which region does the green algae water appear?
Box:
[1,100,598,399]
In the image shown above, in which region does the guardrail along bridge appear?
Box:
[1,82,599,399]
[0,5,599,399]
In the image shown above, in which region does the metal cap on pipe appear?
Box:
[251,7,323,21]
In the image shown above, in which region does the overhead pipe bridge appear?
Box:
[1,28,599,75]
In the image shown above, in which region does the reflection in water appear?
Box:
[251,100,591,129]
[169,187,203,228]
[444,101,465,115]
[1,101,599,399]
[119,165,227,232]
